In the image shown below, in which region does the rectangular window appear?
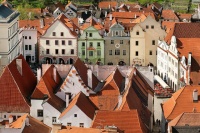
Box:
[115,31,119,36]
[25,45,28,50]
[109,50,112,55]
[25,36,27,39]
[53,32,56,36]
[29,36,31,39]
[80,123,84,128]
[120,40,123,44]
[32,56,34,61]
[37,110,43,117]
[149,50,152,55]
[146,25,149,29]
[152,40,155,45]
[62,40,65,45]
[61,32,64,36]
[115,49,120,55]
[46,49,50,54]
[82,42,85,47]
[55,49,58,54]
[46,40,49,45]
[67,123,71,126]
[68,40,72,45]
[89,33,92,37]
[62,49,65,55]
[151,25,154,29]
[97,42,100,47]
[135,51,138,56]
[135,41,139,46]
[52,117,56,123]
[89,51,93,56]
[89,42,93,47]
[123,50,126,55]
[71,49,74,55]
[82,50,85,55]
[29,45,32,50]
[136,31,139,35]
[55,40,58,45]
[111,40,114,44]
[4,115,6,118]
[74,114,77,117]
[97,50,101,56]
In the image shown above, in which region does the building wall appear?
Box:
[0,112,26,121]
[104,23,130,65]
[43,102,61,127]
[59,105,92,128]
[30,99,44,121]
[40,20,77,64]
[78,26,104,64]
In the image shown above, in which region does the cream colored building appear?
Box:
[130,16,166,67]
[0,5,21,71]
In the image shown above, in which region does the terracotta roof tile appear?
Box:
[58,127,104,133]
[23,115,51,133]
[108,12,155,19]
[98,1,117,9]
[92,110,147,133]
[162,85,200,121]
[59,92,96,119]
[0,55,37,112]
[31,65,65,112]
[162,10,179,21]
[10,114,28,128]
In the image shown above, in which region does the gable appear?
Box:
[42,20,76,38]
[110,23,124,30]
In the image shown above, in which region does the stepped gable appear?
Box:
[73,58,99,90]
[0,55,37,112]
[31,65,65,112]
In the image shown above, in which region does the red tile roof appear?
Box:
[108,12,155,19]
[98,1,117,9]
[92,110,147,133]
[73,58,99,91]
[58,127,106,133]
[31,65,65,112]
[0,55,37,112]
[23,115,51,133]
[59,92,96,119]
[89,68,125,110]
[162,10,179,21]
[162,85,200,121]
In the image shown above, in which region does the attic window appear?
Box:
[146,25,149,29]
[136,31,139,35]
[74,114,77,117]
[80,123,84,128]
[53,32,56,36]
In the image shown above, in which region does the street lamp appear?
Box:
[85,32,88,63]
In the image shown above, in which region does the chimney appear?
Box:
[37,68,41,83]
[109,13,112,21]
[25,117,30,126]
[134,14,136,18]
[65,93,71,107]
[40,19,44,28]
[9,115,13,124]
[16,59,22,75]
[53,67,57,82]
[87,68,92,88]
[193,89,198,102]
[188,52,192,84]
[105,11,107,17]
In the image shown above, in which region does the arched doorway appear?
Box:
[118,61,126,66]
[58,58,65,64]
[66,58,74,64]
[43,57,53,64]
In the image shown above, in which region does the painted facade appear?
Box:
[130,16,166,66]
[104,22,130,65]
[78,26,104,64]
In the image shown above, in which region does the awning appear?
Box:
[154,75,170,89]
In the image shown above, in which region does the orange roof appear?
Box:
[23,115,51,133]
[92,110,147,133]
[59,92,96,119]
[162,10,179,21]
[58,127,104,133]
[31,65,65,112]
[177,38,200,85]
[80,17,103,30]
[162,21,176,33]
[108,12,155,19]
[98,1,117,9]
[10,114,28,128]
[162,85,200,121]
[0,55,37,112]
[178,13,192,20]
[168,112,200,127]
[89,68,125,110]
